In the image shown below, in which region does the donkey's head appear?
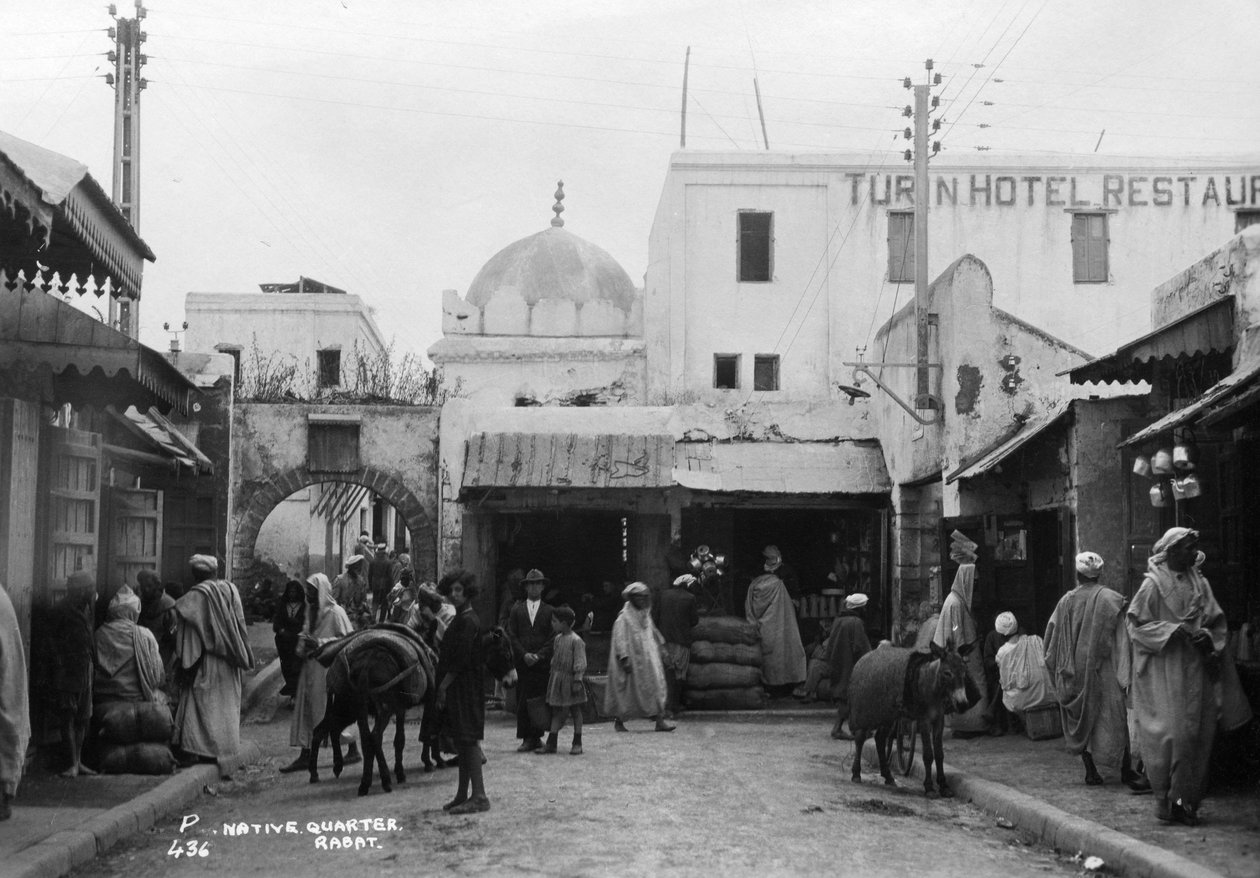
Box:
[928,638,973,714]
[483,626,518,688]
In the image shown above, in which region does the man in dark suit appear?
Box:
[505,568,555,752]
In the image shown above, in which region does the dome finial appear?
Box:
[551,180,565,228]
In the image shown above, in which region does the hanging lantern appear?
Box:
[1172,474,1202,500]
[1151,449,1175,476]
[1132,455,1152,477]
[1172,444,1195,472]
[1150,483,1169,507]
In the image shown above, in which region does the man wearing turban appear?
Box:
[825,593,872,739]
[1045,551,1146,791]
[654,574,699,718]
[172,555,254,765]
[605,583,674,732]
[1126,528,1227,825]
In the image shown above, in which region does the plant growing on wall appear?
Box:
[236,336,462,406]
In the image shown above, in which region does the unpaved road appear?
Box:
[73,703,1077,878]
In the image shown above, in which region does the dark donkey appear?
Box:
[308,623,516,796]
[848,639,975,798]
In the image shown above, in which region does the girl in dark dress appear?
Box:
[272,581,306,697]
[436,570,488,814]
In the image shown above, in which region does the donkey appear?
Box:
[848,639,974,798]
[309,626,436,796]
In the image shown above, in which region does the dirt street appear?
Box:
[70,697,1081,878]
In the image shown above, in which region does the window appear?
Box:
[888,211,915,283]
[754,354,780,391]
[317,348,341,388]
[1237,210,1260,234]
[308,418,360,472]
[1071,212,1109,283]
[737,211,773,282]
[714,354,740,389]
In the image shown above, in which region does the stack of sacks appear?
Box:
[687,616,767,710]
[96,701,176,775]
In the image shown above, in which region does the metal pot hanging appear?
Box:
[1151,449,1175,476]
[1173,444,1195,472]
[1150,483,1169,507]
[1172,474,1202,500]
[1132,455,1152,477]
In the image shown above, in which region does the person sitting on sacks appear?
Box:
[992,612,1055,736]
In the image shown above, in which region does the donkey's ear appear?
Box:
[929,640,945,659]
[957,640,975,657]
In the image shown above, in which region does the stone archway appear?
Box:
[228,402,441,584]
[231,464,436,583]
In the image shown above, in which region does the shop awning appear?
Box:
[0,129,154,300]
[106,405,214,474]
[946,407,1071,483]
[463,431,674,490]
[0,289,195,415]
[673,441,891,494]
[1064,296,1235,385]
[1119,359,1260,447]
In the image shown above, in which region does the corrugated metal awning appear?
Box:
[946,407,1071,483]
[463,432,674,490]
[0,289,195,415]
[1064,296,1235,385]
[673,441,890,494]
[1119,359,1260,447]
[0,129,154,300]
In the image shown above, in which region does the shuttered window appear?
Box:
[714,354,740,389]
[317,348,341,388]
[753,354,780,391]
[737,212,773,282]
[1071,213,1109,283]
[888,212,915,283]
[308,421,360,473]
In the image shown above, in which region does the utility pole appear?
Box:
[106,1,148,339]
[680,46,691,148]
[903,60,943,410]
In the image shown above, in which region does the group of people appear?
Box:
[0,554,254,821]
[937,527,1247,827]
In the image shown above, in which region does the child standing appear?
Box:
[537,606,586,755]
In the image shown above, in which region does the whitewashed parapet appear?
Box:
[439,286,644,339]
[482,285,529,335]
[531,297,578,336]
[441,288,481,335]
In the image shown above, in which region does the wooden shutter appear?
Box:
[1072,213,1108,282]
[105,486,162,594]
[888,213,915,282]
[42,427,101,590]
[0,399,40,652]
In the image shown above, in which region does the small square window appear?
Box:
[888,212,915,283]
[1237,210,1260,234]
[714,354,740,389]
[738,212,773,282]
[1071,213,1109,283]
[317,348,341,388]
[754,355,780,391]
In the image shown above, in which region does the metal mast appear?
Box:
[106,1,148,338]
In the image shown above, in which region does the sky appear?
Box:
[5,0,1259,361]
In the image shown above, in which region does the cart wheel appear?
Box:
[893,717,917,776]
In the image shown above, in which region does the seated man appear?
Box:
[794,618,834,702]
[93,585,167,707]
[994,612,1056,725]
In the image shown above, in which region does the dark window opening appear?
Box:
[754,354,780,391]
[1071,213,1109,283]
[888,212,915,283]
[317,348,341,388]
[1237,210,1260,234]
[215,344,242,387]
[738,211,773,282]
[714,354,740,389]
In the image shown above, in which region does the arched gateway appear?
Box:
[229,403,440,582]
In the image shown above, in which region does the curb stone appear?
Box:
[12,740,263,878]
[857,748,1225,878]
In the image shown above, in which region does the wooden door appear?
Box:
[0,398,40,653]
[162,484,218,586]
[105,486,162,594]
[42,427,101,592]
[629,513,670,590]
